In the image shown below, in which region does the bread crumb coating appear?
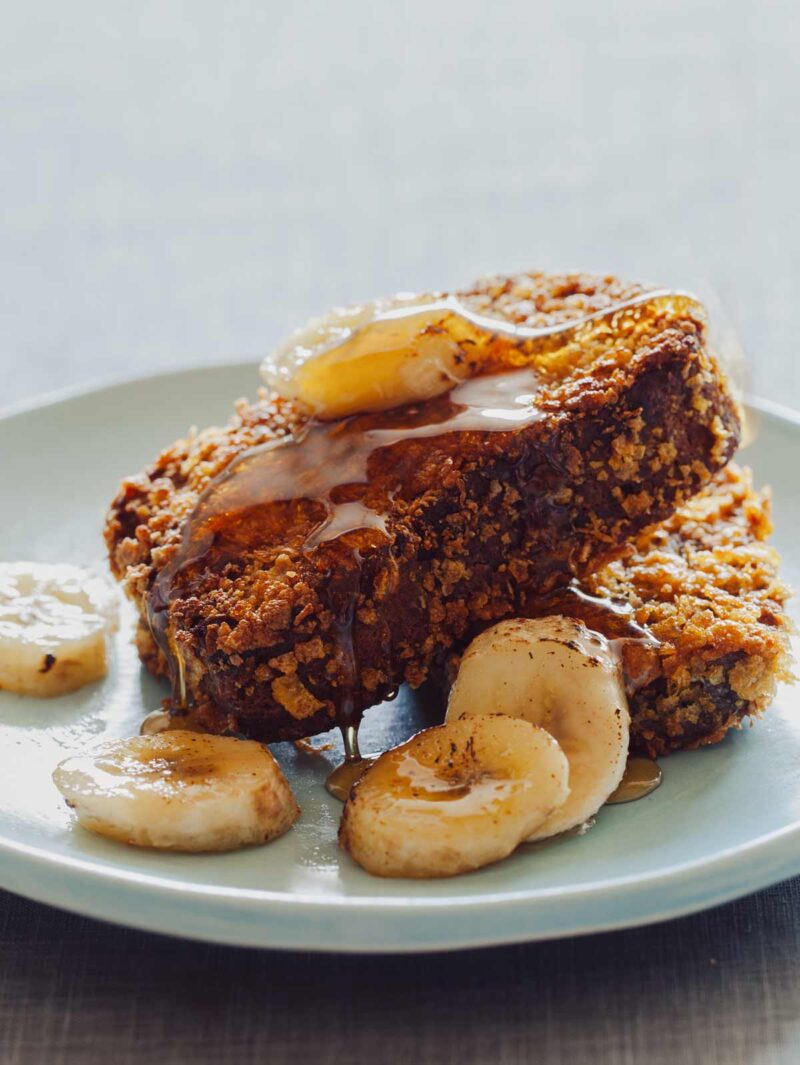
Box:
[105,272,740,743]
[587,464,793,754]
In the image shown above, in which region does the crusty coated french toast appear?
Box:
[105,272,740,742]
[592,464,792,754]
[443,463,792,754]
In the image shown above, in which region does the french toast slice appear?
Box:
[105,272,740,742]
[590,464,792,754]
[443,464,792,754]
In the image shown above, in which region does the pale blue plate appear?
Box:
[0,365,797,952]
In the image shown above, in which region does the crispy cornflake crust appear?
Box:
[105,271,740,742]
[586,464,793,755]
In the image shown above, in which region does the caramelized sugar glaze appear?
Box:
[147,364,544,714]
[520,581,660,693]
[128,278,739,744]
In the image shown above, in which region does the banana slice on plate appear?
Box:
[0,561,118,696]
[339,714,569,878]
[53,731,300,852]
[447,615,630,841]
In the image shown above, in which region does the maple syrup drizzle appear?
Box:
[521,580,662,693]
[323,590,664,806]
[326,758,663,808]
[606,757,662,804]
[263,289,704,419]
[146,366,545,720]
[323,722,376,801]
[325,752,378,801]
[146,289,697,783]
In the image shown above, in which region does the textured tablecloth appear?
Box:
[2,883,800,1065]
[1,2,799,1062]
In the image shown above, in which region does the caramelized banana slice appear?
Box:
[447,616,629,840]
[53,732,299,851]
[339,715,569,878]
[262,295,477,419]
[261,286,700,420]
[0,561,117,697]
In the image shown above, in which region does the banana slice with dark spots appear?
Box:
[53,732,299,851]
[339,714,569,878]
[447,616,630,840]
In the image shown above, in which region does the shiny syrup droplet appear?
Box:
[325,722,378,801]
[325,755,378,801]
[605,756,662,804]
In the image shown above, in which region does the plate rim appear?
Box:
[0,367,798,952]
[2,815,799,953]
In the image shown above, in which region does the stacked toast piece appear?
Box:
[105,272,790,751]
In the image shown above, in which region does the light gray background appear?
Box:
[2,1,798,411]
[1,2,799,1063]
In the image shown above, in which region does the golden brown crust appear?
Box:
[440,465,792,754]
[585,464,793,754]
[105,272,740,741]
[459,271,649,326]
